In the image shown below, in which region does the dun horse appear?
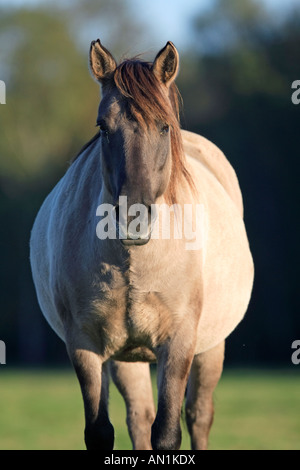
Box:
[30,40,254,450]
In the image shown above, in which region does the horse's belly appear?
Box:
[195,226,254,354]
[112,346,156,362]
[186,154,254,354]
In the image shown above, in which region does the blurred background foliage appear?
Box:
[0,0,299,366]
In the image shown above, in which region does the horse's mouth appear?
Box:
[117,221,152,246]
[121,236,150,246]
[114,202,157,247]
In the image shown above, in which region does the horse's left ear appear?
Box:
[152,41,179,86]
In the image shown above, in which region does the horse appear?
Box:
[30,40,254,450]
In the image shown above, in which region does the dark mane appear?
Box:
[113,60,195,204]
[114,60,178,128]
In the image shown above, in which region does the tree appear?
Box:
[0,1,143,186]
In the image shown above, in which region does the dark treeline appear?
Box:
[0,0,299,366]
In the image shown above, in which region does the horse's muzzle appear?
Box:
[121,236,150,246]
[114,203,153,247]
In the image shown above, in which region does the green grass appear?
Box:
[0,368,299,450]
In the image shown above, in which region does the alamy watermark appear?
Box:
[0,340,6,364]
[291,80,300,105]
[96,196,205,250]
[291,340,300,365]
[0,80,6,104]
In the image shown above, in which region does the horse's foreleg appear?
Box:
[67,338,114,450]
[151,323,198,450]
[110,361,155,450]
[185,340,225,450]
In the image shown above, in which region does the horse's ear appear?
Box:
[152,41,179,87]
[89,39,117,83]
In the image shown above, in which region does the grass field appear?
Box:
[0,368,299,450]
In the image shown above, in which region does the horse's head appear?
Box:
[90,40,187,245]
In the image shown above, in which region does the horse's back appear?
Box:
[181,129,244,217]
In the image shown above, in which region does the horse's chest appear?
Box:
[92,255,190,356]
[126,289,174,345]
[98,275,174,350]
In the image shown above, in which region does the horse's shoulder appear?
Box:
[181,129,244,217]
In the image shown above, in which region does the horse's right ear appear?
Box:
[89,39,117,83]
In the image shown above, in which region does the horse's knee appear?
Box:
[185,394,215,450]
[145,407,156,427]
[85,420,114,450]
[151,418,181,450]
[185,397,214,427]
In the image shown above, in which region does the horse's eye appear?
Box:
[97,123,109,133]
[160,124,170,135]
[97,122,110,142]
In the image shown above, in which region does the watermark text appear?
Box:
[0,340,6,364]
[0,80,6,104]
[291,80,300,105]
[96,197,205,250]
[291,340,300,365]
